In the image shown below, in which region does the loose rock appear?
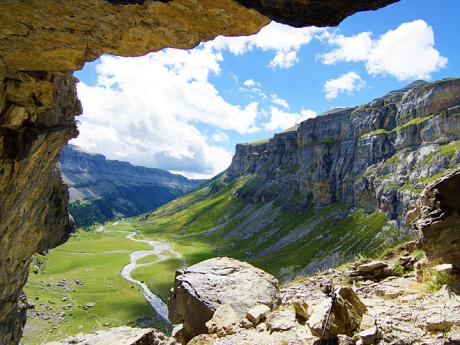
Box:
[246,304,271,325]
[308,286,367,339]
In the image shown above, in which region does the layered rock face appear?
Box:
[60,145,203,227]
[227,79,460,228]
[0,72,80,345]
[0,1,400,343]
[408,168,460,268]
[0,0,396,72]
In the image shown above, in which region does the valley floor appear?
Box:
[23,175,408,344]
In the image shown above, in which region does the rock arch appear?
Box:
[0,1,398,343]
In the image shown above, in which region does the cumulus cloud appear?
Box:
[206,21,323,69]
[320,20,447,80]
[263,107,317,132]
[324,72,366,99]
[72,49,255,179]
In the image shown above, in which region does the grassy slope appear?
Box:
[126,175,404,297]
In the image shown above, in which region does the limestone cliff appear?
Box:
[226,79,460,231]
[60,145,203,227]
[0,72,80,345]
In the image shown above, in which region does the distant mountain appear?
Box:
[59,145,205,227]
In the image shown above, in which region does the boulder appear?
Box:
[168,257,279,341]
[357,326,381,344]
[357,261,387,273]
[360,314,376,331]
[348,261,392,281]
[308,286,367,339]
[337,335,356,345]
[425,315,453,332]
[291,299,310,321]
[266,307,296,332]
[434,263,455,274]
[246,304,271,325]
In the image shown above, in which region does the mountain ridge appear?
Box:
[59,145,204,227]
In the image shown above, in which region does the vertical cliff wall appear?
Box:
[227,79,460,228]
[0,72,80,344]
[0,1,398,343]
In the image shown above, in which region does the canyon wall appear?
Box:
[226,79,460,228]
[0,1,399,343]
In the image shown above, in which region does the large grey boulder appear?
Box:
[168,257,279,342]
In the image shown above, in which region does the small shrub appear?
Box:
[343,275,354,286]
[356,253,370,265]
[392,263,405,277]
[380,246,397,259]
[427,271,451,292]
[412,249,426,261]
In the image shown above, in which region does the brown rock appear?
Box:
[425,315,453,332]
[246,304,271,325]
[205,304,240,337]
[357,326,381,345]
[171,324,189,345]
[265,307,296,332]
[337,334,356,345]
[408,168,460,268]
[291,298,310,321]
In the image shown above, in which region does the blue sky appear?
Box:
[73,0,459,179]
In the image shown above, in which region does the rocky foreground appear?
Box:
[49,247,460,345]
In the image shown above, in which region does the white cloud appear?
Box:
[243,79,256,87]
[72,49,254,178]
[210,131,230,143]
[320,20,447,81]
[263,107,317,132]
[324,72,366,99]
[270,50,299,68]
[206,21,323,69]
[271,94,289,109]
[320,31,373,64]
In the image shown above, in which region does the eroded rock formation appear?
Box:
[408,168,460,268]
[0,1,400,343]
[0,72,80,345]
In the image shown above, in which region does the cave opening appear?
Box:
[1,1,460,344]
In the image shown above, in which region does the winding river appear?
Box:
[120,231,184,322]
